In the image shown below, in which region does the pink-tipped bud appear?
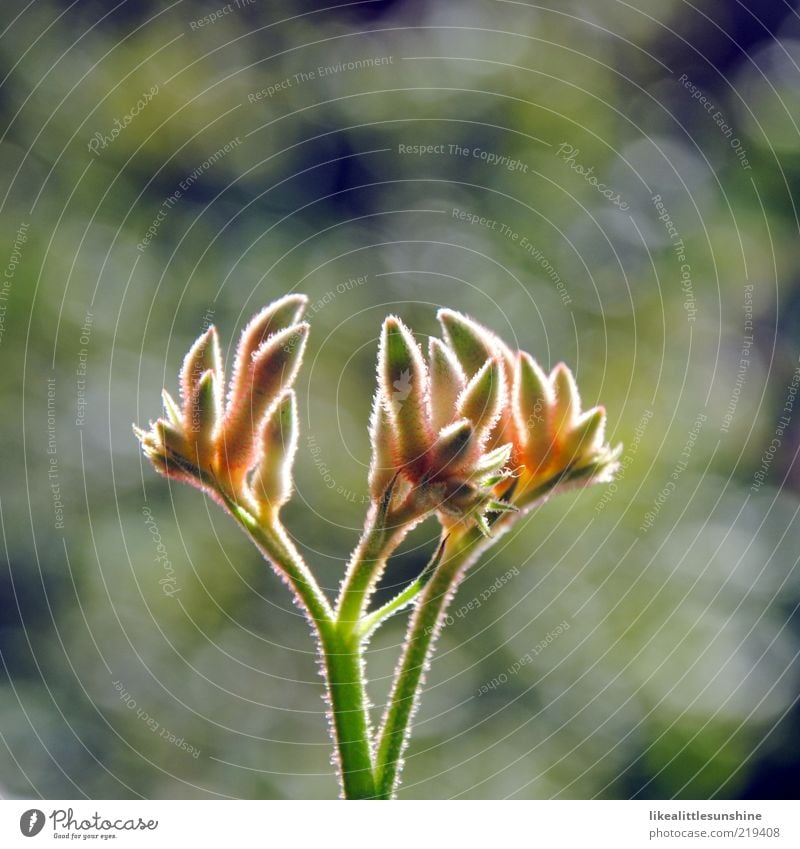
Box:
[428,337,466,431]
[250,390,299,514]
[437,308,500,377]
[379,316,433,472]
[227,294,307,412]
[368,389,397,499]
[456,358,505,443]
[180,326,222,415]
[219,322,309,482]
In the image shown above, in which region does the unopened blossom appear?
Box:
[435,309,620,506]
[134,294,309,516]
[370,315,515,535]
[135,293,623,802]
[368,309,620,533]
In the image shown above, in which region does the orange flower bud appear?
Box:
[184,369,221,465]
[219,322,309,483]
[227,294,307,415]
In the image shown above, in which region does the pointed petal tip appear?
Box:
[382,314,409,336]
[260,291,308,316]
[436,306,463,324]
[252,320,310,357]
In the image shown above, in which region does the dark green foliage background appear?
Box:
[1,0,798,799]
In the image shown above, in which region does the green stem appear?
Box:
[225,498,333,627]
[373,526,486,798]
[234,509,376,798]
[320,625,378,799]
[358,579,424,640]
[372,475,570,798]
[222,495,376,797]
[358,534,448,640]
[239,508,375,799]
[336,504,412,627]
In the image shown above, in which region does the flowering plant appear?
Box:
[135,294,620,799]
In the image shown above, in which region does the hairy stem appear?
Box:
[223,496,376,797]
[373,525,486,798]
[225,498,333,627]
[372,475,570,798]
[320,625,378,799]
[358,534,447,640]
[358,579,424,641]
[336,504,412,627]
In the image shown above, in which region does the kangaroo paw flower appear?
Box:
[134,295,310,511]
[367,308,621,531]
[513,356,621,500]
[369,314,515,532]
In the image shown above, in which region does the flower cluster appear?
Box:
[136,296,619,534]
[134,294,308,518]
[134,294,623,801]
[369,309,620,534]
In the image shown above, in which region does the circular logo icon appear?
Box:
[19,809,45,837]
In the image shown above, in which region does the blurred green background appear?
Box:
[1,0,799,799]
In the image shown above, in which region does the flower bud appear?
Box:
[227,294,307,413]
[156,418,188,457]
[456,358,505,443]
[561,406,606,468]
[471,442,513,478]
[550,362,580,441]
[428,338,466,431]
[219,322,309,482]
[161,389,183,427]
[180,326,222,415]
[514,352,553,472]
[137,296,314,504]
[437,308,498,376]
[368,390,396,499]
[185,369,221,465]
[379,317,432,472]
[250,391,298,514]
[429,419,475,477]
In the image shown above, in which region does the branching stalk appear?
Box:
[373,526,486,798]
[135,298,620,799]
